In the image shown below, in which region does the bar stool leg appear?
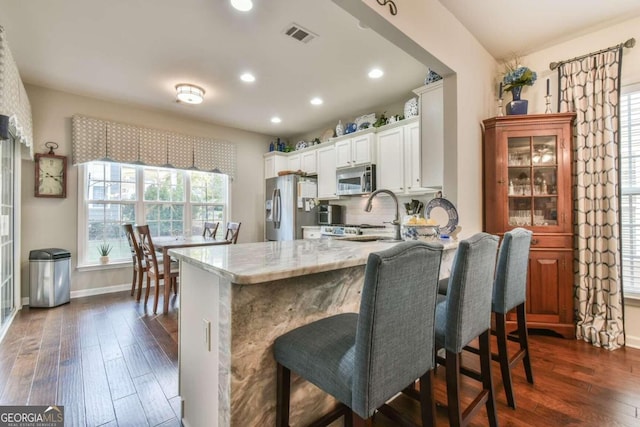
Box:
[517,304,534,384]
[496,312,516,408]
[276,363,290,427]
[420,370,436,427]
[445,350,463,427]
[479,330,498,427]
[131,269,137,296]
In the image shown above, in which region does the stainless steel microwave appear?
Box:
[336,164,376,196]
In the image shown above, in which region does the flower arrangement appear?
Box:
[502,63,537,93]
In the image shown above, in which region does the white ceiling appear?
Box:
[1,0,639,139]
[438,0,640,60]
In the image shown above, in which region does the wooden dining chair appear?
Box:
[136,225,179,314]
[224,221,241,244]
[123,224,147,301]
[202,221,219,238]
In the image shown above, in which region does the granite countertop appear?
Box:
[169,238,458,285]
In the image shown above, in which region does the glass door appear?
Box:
[0,134,15,332]
[507,134,559,229]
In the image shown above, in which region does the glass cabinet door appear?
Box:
[507,135,558,228]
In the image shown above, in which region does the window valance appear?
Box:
[0,26,33,156]
[71,115,237,178]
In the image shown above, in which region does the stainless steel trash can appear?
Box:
[29,248,71,308]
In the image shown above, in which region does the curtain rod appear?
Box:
[549,38,635,70]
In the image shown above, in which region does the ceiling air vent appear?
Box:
[283,23,317,44]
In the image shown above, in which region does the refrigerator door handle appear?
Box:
[274,188,281,229]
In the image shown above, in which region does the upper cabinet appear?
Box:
[376,118,429,194]
[413,81,443,189]
[264,152,287,179]
[300,150,317,175]
[335,133,375,168]
[316,145,338,199]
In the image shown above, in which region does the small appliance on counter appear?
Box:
[318,204,343,225]
[320,224,386,237]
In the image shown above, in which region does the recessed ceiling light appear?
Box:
[240,73,255,83]
[175,84,205,104]
[368,68,384,79]
[271,117,282,124]
[310,97,323,105]
[230,0,253,12]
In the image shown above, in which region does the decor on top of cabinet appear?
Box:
[373,113,388,128]
[354,113,376,130]
[424,68,442,85]
[502,59,537,115]
[321,128,334,142]
[404,97,418,118]
[345,122,357,134]
[335,120,344,137]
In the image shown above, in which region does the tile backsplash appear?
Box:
[326,192,439,226]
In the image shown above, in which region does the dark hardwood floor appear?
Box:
[1,289,640,426]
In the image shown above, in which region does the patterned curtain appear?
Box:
[0,26,33,156]
[72,115,237,178]
[558,48,624,350]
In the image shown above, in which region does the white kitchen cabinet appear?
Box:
[264,152,287,179]
[335,133,375,168]
[413,81,443,188]
[376,118,429,194]
[317,145,338,199]
[301,150,317,175]
[288,154,301,172]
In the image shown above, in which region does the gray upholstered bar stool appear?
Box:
[434,232,500,427]
[439,228,534,409]
[274,241,444,427]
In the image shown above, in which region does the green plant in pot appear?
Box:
[98,242,112,264]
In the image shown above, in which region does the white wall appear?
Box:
[518,16,640,347]
[21,84,270,297]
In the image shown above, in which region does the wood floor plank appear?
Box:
[121,344,152,379]
[81,344,115,426]
[104,357,136,400]
[58,324,86,427]
[28,307,63,405]
[143,345,178,400]
[113,394,150,427]
[132,373,175,426]
[168,395,181,420]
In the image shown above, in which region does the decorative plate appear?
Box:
[295,141,307,150]
[345,122,357,134]
[404,97,419,118]
[425,196,459,235]
[321,128,334,142]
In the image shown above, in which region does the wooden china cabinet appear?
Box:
[482,113,576,338]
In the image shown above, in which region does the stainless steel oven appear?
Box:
[336,164,376,196]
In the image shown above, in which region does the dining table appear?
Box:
[152,235,232,314]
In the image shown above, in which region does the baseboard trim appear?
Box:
[625,335,640,349]
[21,283,153,307]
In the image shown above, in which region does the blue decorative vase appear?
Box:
[506,86,528,115]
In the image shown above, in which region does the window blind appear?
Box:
[71,115,237,178]
[620,89,640,295]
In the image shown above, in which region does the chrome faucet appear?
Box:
[364,189,402,241]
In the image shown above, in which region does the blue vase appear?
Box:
[506,86,528,115]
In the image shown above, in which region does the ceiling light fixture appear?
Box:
[240,73,256,83]
[368,68,384,79]
[310,97,323,105]
[175,84,205,104]
[230,0,253,12]
[271,117,282,124]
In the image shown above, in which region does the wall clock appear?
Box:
[34,141,67,198]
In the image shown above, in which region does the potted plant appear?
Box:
[98,242,112,264]
[502,59,537,115]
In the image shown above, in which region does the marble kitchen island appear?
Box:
[169,238,457,427]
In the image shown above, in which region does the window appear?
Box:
[620,86,640,296]
[79,162,228,266]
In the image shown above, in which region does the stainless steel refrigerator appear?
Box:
[265,175,318,241]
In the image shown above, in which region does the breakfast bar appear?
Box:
[169,238,457,427]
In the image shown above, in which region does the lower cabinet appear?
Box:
[302,227,321,239]
[508,248,574,338]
